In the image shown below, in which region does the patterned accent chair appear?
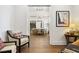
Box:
[0,41,16,53]
[7,30,30,52]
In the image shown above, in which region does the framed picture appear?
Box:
[56,11,70,27]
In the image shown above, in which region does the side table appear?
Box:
[64,34,79,45]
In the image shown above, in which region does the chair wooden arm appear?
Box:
[21,35,29,38]
[3,41,17,45]
[22,35,29,37]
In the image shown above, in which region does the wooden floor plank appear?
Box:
[21,34,65,53]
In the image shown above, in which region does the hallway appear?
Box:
[21,34,65,53]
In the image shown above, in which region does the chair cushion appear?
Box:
[0,45,16,53]
[8,36,29,46]
[0,38,5,50]
[20,38,28,45]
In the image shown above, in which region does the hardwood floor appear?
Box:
[21,34,65,53]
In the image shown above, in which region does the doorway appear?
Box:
[28,5,51,52]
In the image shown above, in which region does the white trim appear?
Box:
[50,41,66,45]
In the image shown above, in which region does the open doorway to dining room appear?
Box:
[28,5,51,52]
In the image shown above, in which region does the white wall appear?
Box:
[49,5,71,45]
[0,5,15,41]
[10,6,16,30]
[71,6,79,24]
[13,5,30,35]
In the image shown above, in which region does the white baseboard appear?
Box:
[50,41,66,45]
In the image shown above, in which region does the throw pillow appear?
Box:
[72,39,79,46]
[13,32,22,38]
[0,38,5,50]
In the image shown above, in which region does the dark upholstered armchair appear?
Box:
[7,30,30,52]
[61,40,79,53]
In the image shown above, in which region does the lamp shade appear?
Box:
[70,24,76,28]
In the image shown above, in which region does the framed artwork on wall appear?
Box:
[56,11,70,27]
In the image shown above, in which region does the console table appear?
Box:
[64,34,79,45]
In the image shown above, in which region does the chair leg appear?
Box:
[18,46,21,53]
[18,39,21,53]
[28,42,30,47]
